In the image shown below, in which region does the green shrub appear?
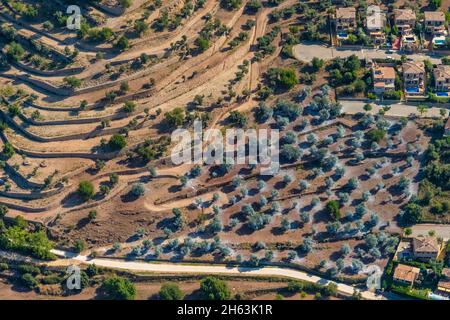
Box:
[159,282,185,300]
[101,276,136,300]
[78,181,95,200]
[200,276,231,300]
[21,273,38,290]
[325,200,341,220]
[108,134,127,150]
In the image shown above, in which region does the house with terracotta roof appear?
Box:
[412,236,441,261]
[433,65,450,92]
[402,61,425,95]
[372,65,396,94]
[436,268,450,296]
[335,7,356,33]
[424,11,447,35]
[393,264,420,287]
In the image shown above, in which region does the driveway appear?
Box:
[339,100,448,118]
[292,43,443,64]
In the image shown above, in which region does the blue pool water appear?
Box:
[406,87,419,93]
[337,33,348,38]
[436,92,449,97]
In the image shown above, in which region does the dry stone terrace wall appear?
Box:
[10,59,85,77]
[0,186,64,200]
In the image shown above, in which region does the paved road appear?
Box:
[292,43,444,64]
[339,100,448,118]
[50,249,383,300]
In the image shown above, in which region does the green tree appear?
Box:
[195,37,210,52]
[200,276,231,300]
[366,129,386,143]
[21,273,38,290]
[115,36,130,51]
[0,204,8,218]
[134,20,149,36]
[78,181,95,200]
[164,108,185,128]
[325,200,341,220]
[2,142,15,159]
[159,282,185,300]
[63,76,82,89]
[123,101,136,113]
[402,202,422,225]
[74,239,86,253]
[6,42,24,61]
[88,210,97,221]
[101,276,136,300]
[120,0,133,8]
[108,134,127,150]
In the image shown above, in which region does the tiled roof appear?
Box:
[424,11,445,22]
[336,7,356,19]
[373,66,396,80]
[403,61,425,74]
[437,280,450,290]
[393,264,420,283]
[395,9,416,21]
[412,236,440,253]
[434,65,450,82]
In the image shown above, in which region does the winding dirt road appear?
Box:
[48,249,384,300]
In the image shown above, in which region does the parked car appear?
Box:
[386,49,394,54]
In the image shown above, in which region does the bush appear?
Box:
[21,273,38,290]
[131,183,145,197]
[0,226,54,260]
[266,67,298,90]
[1,142,14,159]
[101,276,136,300]
[366,129,386,143]
[74,239,86,253]
[6,42,24,61]
[195,37,210,52]
[123,101,136,113]
[325,200,341,220]
[120,0,133,8]
[115,36,130,51]
[402,202,422,225]
[200,276,231,300]
[78,181,95,200]
[159,283,185,300]
[63,76,82,89]
[108,134,127,150]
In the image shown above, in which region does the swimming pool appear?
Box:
[434,39,445,45]
[406,87,419,93]
[337,33,348,38]
[436,92,449,97]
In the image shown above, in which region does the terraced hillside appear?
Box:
[1,0,448,290]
